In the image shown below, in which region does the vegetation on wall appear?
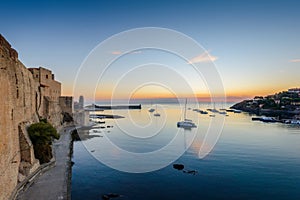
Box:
[28,122,60,164]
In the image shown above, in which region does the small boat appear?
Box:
[226,109,235,112]
[153,105,161,117]
[291,120,300,125]
[200,110,208,114]
[209,114,216,117]
[148,108,155,113]
[252,117,261,121]
[219,111,227,115]
[219,102,226,111]
[233,110,241,113]
[177,99,197,129]
[177,119,197,128]
[260,116,277,122]
[148,101,155,112]
[210,103,219,113]
[252,116,278,123]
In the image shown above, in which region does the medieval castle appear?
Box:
[0,34,73,200]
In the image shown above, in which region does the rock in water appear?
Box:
[183,170,198,175]
[102,193,121,199]
[173,164,184,170]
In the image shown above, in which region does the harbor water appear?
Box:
[72,103,300,200]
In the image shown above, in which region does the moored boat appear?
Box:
[177,99,197,129]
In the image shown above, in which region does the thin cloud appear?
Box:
[289,59,300,63]
[111,51,122,55]
[110,50,142,55]
[188,51,218,64]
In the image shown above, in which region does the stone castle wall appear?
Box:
[59,96,73,115]
[0,34,65,200]
[29,67,63,128]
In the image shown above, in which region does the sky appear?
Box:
[1,0,300,102]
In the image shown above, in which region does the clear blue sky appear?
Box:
[1,0,300,100]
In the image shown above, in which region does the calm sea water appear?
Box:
[71,103,300,200]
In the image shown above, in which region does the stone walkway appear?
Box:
[17,126,74,200]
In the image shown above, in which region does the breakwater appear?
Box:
[86,104,142,110]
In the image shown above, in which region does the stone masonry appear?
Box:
[0,34,70,200]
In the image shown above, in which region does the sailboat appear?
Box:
[177,99,197,129]
[219,102,227,115]
[148,108,155,112]
[210,102,219,113]
[148,100,155,113]
[153,105,160,117]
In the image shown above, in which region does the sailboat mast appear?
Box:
[184,98,187,120]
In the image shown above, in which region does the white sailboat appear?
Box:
[153,104,160,117]
[219,102,227,115]
[148,108,155,112]
[177,99,197,129]
[210,102,219,113]
[148,100,155,113]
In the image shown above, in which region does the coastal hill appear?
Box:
[231,88,300,119]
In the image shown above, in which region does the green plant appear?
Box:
[39,118,48,123]
[28,122,60,163]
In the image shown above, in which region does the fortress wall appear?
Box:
[0,34,64,200]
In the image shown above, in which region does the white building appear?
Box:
[288,88,300,93]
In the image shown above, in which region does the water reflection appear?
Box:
[72,103,300,200]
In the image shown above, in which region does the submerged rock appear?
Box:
[173,164,184,170]
[102,193,121,200]
[183,170,198,175]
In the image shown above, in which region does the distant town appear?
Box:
[231,88,300,123]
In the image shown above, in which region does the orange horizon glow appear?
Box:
[62,91,281,102]
[62,84,298,102]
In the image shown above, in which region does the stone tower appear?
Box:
[79,95,84,109]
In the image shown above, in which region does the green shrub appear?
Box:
[39,118,48,123]
[28,122,60,163]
